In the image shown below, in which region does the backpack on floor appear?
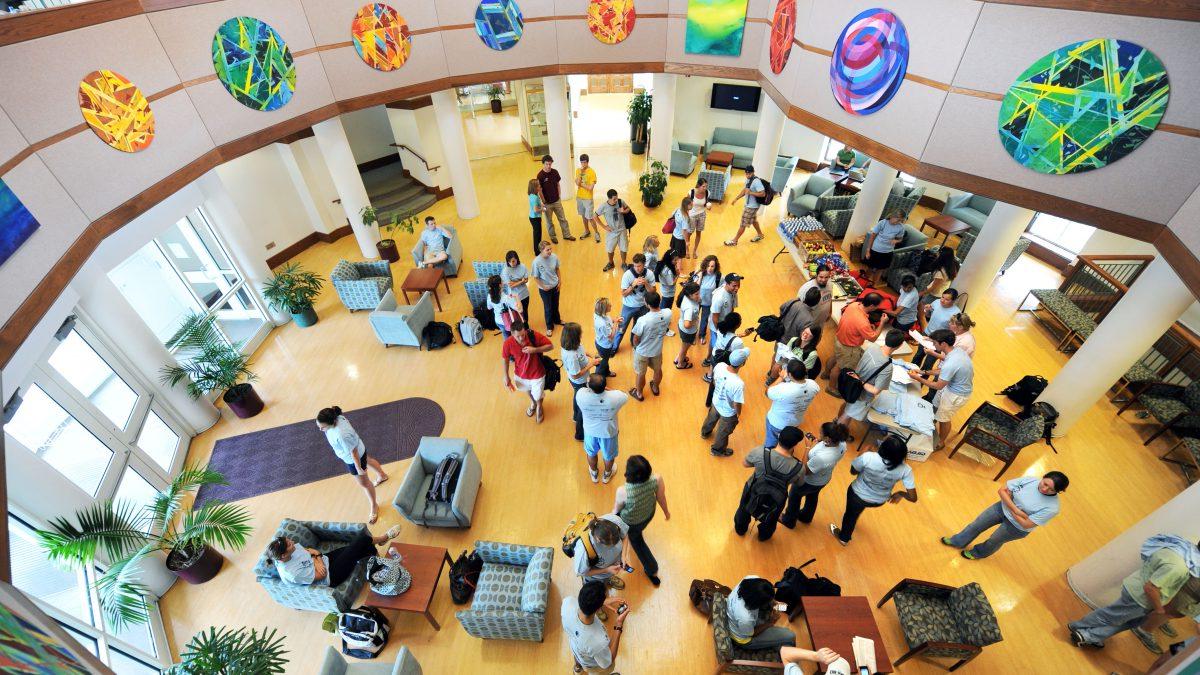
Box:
[1018,400,1059,452]
[366,555,411,596]
[836,359,892,404]
[449,550,483,604]
[562,512,599,563]
[339,606,389,659]
[744,448,802,522]
[774,559,841,614]
[422,321,455,350]
[999,375,1048,408]
[689,578,733,618]
[458,316,483,346]
[473,306,498,331]
[426,454,462,504]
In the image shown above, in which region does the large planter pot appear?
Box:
[223,383,264,419]
[291,306,318,328]
[167,544,225,585]
[377,239,400,263]
[490,99,502,113]
[641,193,663,209]
[631,140,646,155]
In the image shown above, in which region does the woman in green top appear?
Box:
[612,455,671,587]
[834,146,856,172]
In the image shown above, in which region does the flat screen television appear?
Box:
[710,83,761,113]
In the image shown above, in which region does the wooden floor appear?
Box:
[159,120,1190,675]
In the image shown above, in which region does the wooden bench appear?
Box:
[1019,288,1097,352]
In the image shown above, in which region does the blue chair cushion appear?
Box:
[473,563,525,612]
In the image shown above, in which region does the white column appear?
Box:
[953,202,1035,303]
[312,117,379,258]
[751,96,786,180]
[542,75,574,201]
[648,73,677,167]
[1038,256,1194,434]
[430,90,480,219]
[841,161,898,252]
[77,276,220,434]
[276,143,332,235]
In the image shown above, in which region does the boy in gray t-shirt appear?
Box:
[573,514,630,587]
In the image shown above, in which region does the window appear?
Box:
[1027,213,1095,256]
[6,384,116,496]
[819,137,845,164]
[9,515,92,623]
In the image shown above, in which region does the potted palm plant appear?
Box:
[360,206,418,263]
[638,159,669,208]
[487,84,504,113]
[261,263,324,328]
[168,626,288,674]
[38,466,252,629]
[161,313,262,418]
[627,91,652,155]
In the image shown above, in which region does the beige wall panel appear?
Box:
[554,17,667,66]
[433,0,555,26]
[317,35,450,102]
[36,91,216,221]
[0,156,90,322]
[756,0,810,102]
[953,4,1200,129]
[923,93,1200,227]
[665,18,765,72]
[1168,185,1200,253]
[146,0,319,83]
[441,24,560,78]
[0,105,30,164]
[299,0,442,47]
[185,53,335,147]
[0,16,181,144]
[554,0,668,14]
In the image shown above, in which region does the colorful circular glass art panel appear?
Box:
[829,8,908,116]
[78,69,155,153]
[475,0,524,51]
[352,3,412,71]
[587,0,636,45]
[212,16,296,111]
[769,0,796,75]
[998,38,1169,175]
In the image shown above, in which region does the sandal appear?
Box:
[372,474,389,487]
[674,360,694,370]
[629,388,645,402]
[368,509,379,525]
[384,525,402,540]
[750,235,764,242]
[723,240,738,247]
[649,382,660,396]
[526,404,536,417]
[535,407,544,423]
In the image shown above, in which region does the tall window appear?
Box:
[1027,213,1095,256]
[819,137,845,165]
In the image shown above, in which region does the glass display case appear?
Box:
[523,83,549,157]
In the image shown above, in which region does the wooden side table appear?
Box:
[705,150,734,168]
[400,267,449,311]
[921,214,971,246]
[799,596,894,673]
[366,542,453,631]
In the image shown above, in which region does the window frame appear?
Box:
[1025,212,1096,257]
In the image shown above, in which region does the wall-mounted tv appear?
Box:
[710,83,761,113]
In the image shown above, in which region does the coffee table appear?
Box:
[705,150,734,168]
[400,267,450,311]
[921,214,971,246]
[815,167,862,194]
[800,596,894,673]
[366,542,453,630]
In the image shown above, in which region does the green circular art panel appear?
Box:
[212,16,297,111]
[998,38,1169,175]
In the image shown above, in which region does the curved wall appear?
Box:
[0,0,1197,365]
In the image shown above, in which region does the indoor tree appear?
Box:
[627,91,652,155]
[638,159,669,208]
[360,205,418,263]
[167,626,288,675]
[161,312,262,418]
[261,262,324,328]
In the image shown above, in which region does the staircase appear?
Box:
[361,161,437,224]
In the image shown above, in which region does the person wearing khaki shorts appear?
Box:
[910,328,974,450]
[576,154,601,241]
[629,292,671,402]
[597,189,632,272]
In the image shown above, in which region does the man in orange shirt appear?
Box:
[827,293,889,397]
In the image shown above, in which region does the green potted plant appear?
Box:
[261,263,324,328]
[487,84,504,113]
[167,626,288,674]
[638,159,668,208]
[37,466,252,629]
[161,313,262,418]
[627,91,652,155]
[360,206,418,263]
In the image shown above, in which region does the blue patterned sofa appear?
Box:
[472,261,505,281]
[254,519,370,613]
[878,579,1002,671]
[410,224,464,277]
[331,260,393,311]
[455,541,553,642]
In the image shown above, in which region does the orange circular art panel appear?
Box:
[352,3,412,72]
[78,69,155,153]
[769,0,796,74]
[587,0,636,45]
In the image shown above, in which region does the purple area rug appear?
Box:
[195,398,444,506]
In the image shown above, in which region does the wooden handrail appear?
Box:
[1075,255,1153,292]
[389,144,441,173]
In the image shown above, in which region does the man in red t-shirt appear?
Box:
[502,319,555,423]
[827,293,889,397]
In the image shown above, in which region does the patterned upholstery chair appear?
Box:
[710,593,784,673]
[393,437,482,527]
[368,290,433,349]
[410,224,464,277]
[1020,288,1096,352]
[882,183,925,220]
[1161,438,1200,484]
[318,645,421,675]
[472,261,506,281]
[464,280,489,311]
[456,541,553,642]
[699,162,732,202]
[254,519,370,613]
[949,402,1045,480]
[817,194,859,238]
[885,248,936,295]
[784,173,837,218]
[1117,380,1200,446]
[998,237,1031,275]
[878,579,1002,671]
[331,260,393,311]
[955,231,977,261]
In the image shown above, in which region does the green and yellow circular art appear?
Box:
[998,38,1169,175]
[212,16,297,111]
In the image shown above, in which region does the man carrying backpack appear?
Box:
[726,165,768,246]
[573,515,631,598]
[502,319,554,424]
[734,426,805,541]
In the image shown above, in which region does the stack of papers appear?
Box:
[909,329,937,352]
[852,635,877,674]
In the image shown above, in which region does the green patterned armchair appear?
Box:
[1117,380,1200,446]
[878,579,1002,671]
[948,402,1044,481]
[710,593,784,674]
[817,194,860,239]
[455,540,553,642]
[254,519,370,613]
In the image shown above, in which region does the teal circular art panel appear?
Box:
[475,0,524,51]
[212,16,297,111]
[998,38,1169,175]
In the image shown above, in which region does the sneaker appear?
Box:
[593,233,601,243]
[1161,623,1179,638]
[702,373,713,384]
[1132,628,1163,654]
[589,468,599,483]
[960,550,978,560]
[1068,627,1101,649]
[602,262,615,272]
[702,357,713,367]
[667,329,676,337]
[564,235,577,241]
[710,447,733,457]
[829,524,848,546]
[750,235,764,243]
[940,536,959,548]
[602,470,613,484]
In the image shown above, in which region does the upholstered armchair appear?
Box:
[1117,380,1200,446]
[878,579,1002,671]
[331,260,393,311]
[949,402,1045,480]
[369,290,433,349]
[710,593,784,673]
[771,156,799,194]
[817,194,859,238]
[998,237,1032,275]
[883,183,925,220]
[318,645,421,675]
[456,541,554,642]
[254,519,370,613]
[785,173,837,218]
[699,163,733,202]
[464,280,489,311]
[472,261,506,280]
[955,231,977,261]
[393,437,481,527]
[886,248,936,294]
[942,193,996,234]
[410,224,463,277]
[671,140,702,176]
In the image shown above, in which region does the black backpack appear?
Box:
[774,559,841,615]
[744,448,802,522]
[756,299,802,343]
[759,181,776,206]
[541,355,562,392]
[422,321,455,350]
[473,306,498,331]
[999,375,1048,407]
[449,550,483,604]
[426,454,462,504]
[1018,400,1059,452]
[837,358,892,403]
[916,248,940,275]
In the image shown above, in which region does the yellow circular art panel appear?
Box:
[587,0,636,45]
[78,69,155,153]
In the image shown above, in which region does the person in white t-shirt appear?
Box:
[576,375,631,484]
[701,348,750,457]
[317,406,389,524]
[562,580,631,674]
[674,281,702,370]
[629,291,672,401]
[415,216,452,268]
[266,523,401,588]
[831,435,917,546]
[780,645,847,675]
[764,359,820,449]
[780,421,850,529]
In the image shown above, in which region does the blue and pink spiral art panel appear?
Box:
[829,8,909,116]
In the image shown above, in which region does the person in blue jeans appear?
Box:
[692,254,721,345]
[592,297,622,378]
[613,253,655,350]
[942,471,1067,559]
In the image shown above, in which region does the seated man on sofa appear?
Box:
[417,216,453,269]
[832,145,857,173]
[266,524,400,587]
